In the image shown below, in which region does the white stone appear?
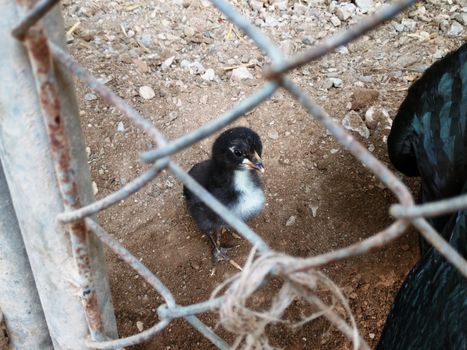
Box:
[342,111,370,139]
[365,106,392,130]
[454,12,467,26]
[330,15,341,27]
[117,121,125,132]
[85,93,97,101]
[336,46,349,54]
[293,3,308,16]
[336,3,356,21]
[231,66,254,81]
[139,86,155,100]
[447,21,464,36]
[92,181,98,195]
[264,16,280,27]
[201,68,216,81]
[309,205,318,218]
[286,215,296,226]
[401,18,417,31]
[161,56,175,71]
[183,27,195,37]
[249,0,263,11]
[355,0,374,13]
[274,0,288,11]
[180,59,191,69]
[329,77,343,88]
[267,129,279,140]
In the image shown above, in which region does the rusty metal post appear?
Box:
[0,2,118,349]
[0,163,53,349]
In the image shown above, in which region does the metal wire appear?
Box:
[11,0,59,40]
[140,82,279,163]
[58,159,169,223]
[390,193,467,219]
[265,0,416,79]
[9,0,467,348]
[86,218,230,349]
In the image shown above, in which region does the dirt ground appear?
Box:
[59,0,465,349]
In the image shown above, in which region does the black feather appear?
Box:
[378,43,467,349]
[388,42,467,253]
[377,205,467,350]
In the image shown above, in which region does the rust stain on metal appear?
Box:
[25,27,51,74]
[71,221,88,247]
[17,5,105,339]
[85,291,104,332]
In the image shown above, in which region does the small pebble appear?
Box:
[309,205,319,218]
[136,321,144,332]
[141,33,152,48]
[201,68,216,81]
[302,36,315,46]
[92,181,98,195]
[267,129,279,140]
[329,77,343,88]
[231,66,254,81]
[183,26,195,37]
[117,121,125,132]
[330,15,341,27]
[161,56,175,71]
[447,21,464,36]
[355,0,374,13]
[293,3,308,16]
[264,16,280,27]
[139,86,156,100]
[285,215,296,226]
[84,93,97,101]
[336,3,356,21]
[342,111,370,139]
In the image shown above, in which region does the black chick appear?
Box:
[388,42,467,255]
[183,127,265,266]
[378,43,467,349]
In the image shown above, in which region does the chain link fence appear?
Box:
[1,0,467,349]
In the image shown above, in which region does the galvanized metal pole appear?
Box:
[0,162,53,350]
[0,2,118,349]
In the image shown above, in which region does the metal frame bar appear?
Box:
[0,163,53,350]
[3,0,467,348]
[20,14,105,341]
[0,1,118,348]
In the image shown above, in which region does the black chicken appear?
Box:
[378,43,467,349]
[388,42,467,255]
[183,127,265,267]
[377,205,467,349]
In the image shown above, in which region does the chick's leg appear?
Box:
[206,230,242,271]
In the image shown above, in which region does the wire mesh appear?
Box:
[9,0,467,348]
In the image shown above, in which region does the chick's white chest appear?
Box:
[231,170,265,220]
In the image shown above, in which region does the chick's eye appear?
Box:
[234,149,242,157]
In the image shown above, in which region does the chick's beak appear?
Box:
[253,160,265,173]
[243,152,265,173]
